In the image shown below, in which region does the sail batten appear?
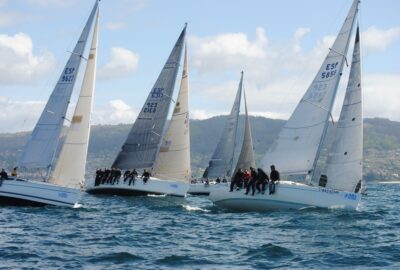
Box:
[154,45,191,182]
[205,72,243,179]
[325,26,362,192]
[50,8,99,188]
[18,1,99,171]
[261,0,359,177]
[112,26,186,170]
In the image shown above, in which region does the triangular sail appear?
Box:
[18,1,99,171]
[205,72,243,179]
[261,0,359,176]
[154,45,191,182]
[234,86,256,173]
[325,27,362,192]
[112,25,186,170]
[50,9,99,188]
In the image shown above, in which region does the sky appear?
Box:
[0,0,399,133]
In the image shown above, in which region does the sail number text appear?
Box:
[61,67,75,82]
[151,88,164,99]
[144,102,158,113]
[321,62,339,79]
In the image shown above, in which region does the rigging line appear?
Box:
[301,99,335,125]
[329,48,349,67]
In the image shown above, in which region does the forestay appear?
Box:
[234,86,256,174]
[155,46,191,182]
[112,25,186,170]
[206,72,243,179]
[261,0,359,176]
[18,1,99,170]
[325,27,362,192]
[50,10,99,189]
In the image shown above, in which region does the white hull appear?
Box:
[188,182,229,195]
[0,178,80,207]
[209,180,361,211]
[85,177,189,197]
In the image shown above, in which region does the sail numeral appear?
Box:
[144,102,157,113]
[62,67,76,82]
[307,83,327,102]
[321,62,339,79]
[151,88,164,99]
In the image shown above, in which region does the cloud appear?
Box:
[92,99,138,125]
[0,96,45,133]
[363,74,400,120]
[0,33,55,85]
[362,26,400,53]
[105,22,127,31]
[97,47,139,80]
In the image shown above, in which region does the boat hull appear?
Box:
[0,178,80,207]
[85,177,189,197]
[209,180,361,211]
[187,182,228,195]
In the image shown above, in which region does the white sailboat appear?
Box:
[188,72,247,195]
[210,0,363,210]
[86,26,189,197]
[0,1,99,207]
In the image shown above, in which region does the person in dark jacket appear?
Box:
[0,169,8,180]
[269,165,280,194]
[256,168,269,194]
[142,169,151,184]
[245,167,258,195]
[230,168,243,191]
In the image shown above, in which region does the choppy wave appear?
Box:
[1,183,399,269]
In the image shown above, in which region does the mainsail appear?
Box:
[325,27,362,192]
[18,1,99,171]
[261,0,359,176]
[155,45,191,182]
[205,72,243,179]
[50,9,99,188]
[234,87,256,174]
[112,25,186,170]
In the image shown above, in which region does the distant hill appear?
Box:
[1,117,399,181]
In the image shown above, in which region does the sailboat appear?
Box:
[0,1,99,207]
[188,72,248,195]
[86,26,189,197]
[210,0,363,210]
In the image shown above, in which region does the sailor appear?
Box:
[256,168,269,194]
[216,177,221,184]
[11,167,18,177]
[222,177,227,183]
[243,169,251,189]
[269,165,280,194]
[142,169,150,184]
[95,169,101,186]
[123,170,131,183]
[128,169,138,186]
[0,169,8,180]
[245,167,258,195]
[230,168,243,192]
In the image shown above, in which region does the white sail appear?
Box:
[234,86,256,173]
[18,1,99,171]
[205,72,243,179]
[261,0,359,176]
[50,10,99,188]
[155,45,191,182]
[325,27,362,192]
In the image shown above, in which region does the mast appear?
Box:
[50,6,99,188]
[154,44,191,181]
[205,71,243,179]
[112,25,186,170]
[18,1,99,177]
[325,26,363,192]
[261,0,359,179]
[310,0,360,182]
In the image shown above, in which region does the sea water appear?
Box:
[0,183,399,269]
